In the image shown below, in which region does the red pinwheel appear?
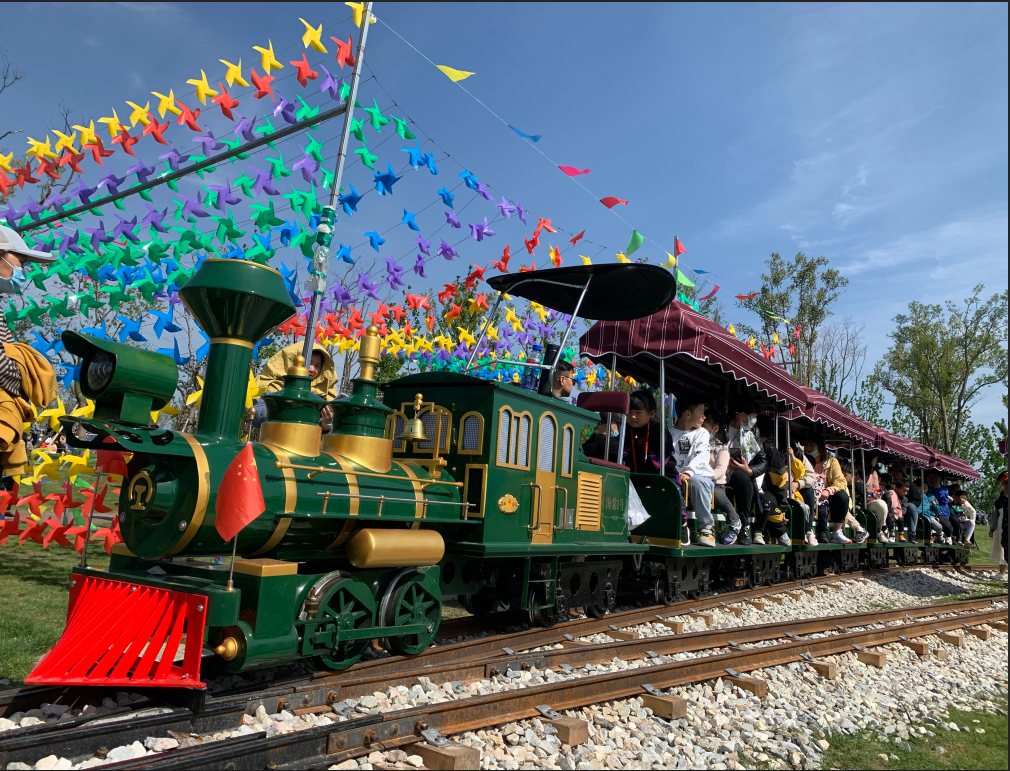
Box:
[291,53,319,87]
[250,68,276,101]
[212,83,240,120]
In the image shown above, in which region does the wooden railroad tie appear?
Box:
[964,624,991,641]
[720,602,744,618]
[934,631,964,647]
[744,599,766,611]
[641,684,688,719]
[897,636,930,657]
[687,610,714,626]
[536,705,588,746]
[801,653,837,680]
[766,595,786,605]
[802,588,818,597]
[560,634,591,647]
[413,728,479,771]
[607,624,639,641]
[990,621,1008,633]
[724,668,768,698]
[655,617,685,633]
[932,647,950,660]
[853,644,887,668]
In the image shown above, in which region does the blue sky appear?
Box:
[3,2,1007,423]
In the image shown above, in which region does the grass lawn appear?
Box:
[821,696,1009,770]
[0,541,109,685]
[967,529,1003,567]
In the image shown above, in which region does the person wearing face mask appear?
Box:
[0,225,58,477]
[725,399,761,545]
[583,415,623,462]
[703,407,743,545]
[802,438,867,544]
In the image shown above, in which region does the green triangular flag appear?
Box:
[675,269,694,288]
[626,229,644,256]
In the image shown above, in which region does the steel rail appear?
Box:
[1,597,1003,769]
[91,606,1007,770]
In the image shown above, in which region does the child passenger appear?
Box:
[704,408,743,545]
[622,390,677,475]
[670,395,716,548]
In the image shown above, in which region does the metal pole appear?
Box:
[658,361,666,477]
[78,469,105,569]
[861,449,867,508]
[226,536,238,591]
[552,279,592,362]
[302,1,375,364]
[604,354,616,461]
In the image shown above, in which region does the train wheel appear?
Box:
[652,578,668,606]
[307,578,376,671]
[381,571,442,656]
[460,590,501,618]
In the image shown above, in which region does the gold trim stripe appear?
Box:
[250,446,296,556]
[210,336,254,349]
[166,434,211,556]
[204,256,283,277]
[324,454,360,516]
[393,460,425,519]
[326,520,356,552]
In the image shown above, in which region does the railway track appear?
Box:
[1,563,953,719]
[0,566,1003,769]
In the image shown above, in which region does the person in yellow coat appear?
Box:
[0,225,59,478]
[251,342,338,434]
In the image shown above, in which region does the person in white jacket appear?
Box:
[671,395,716,548]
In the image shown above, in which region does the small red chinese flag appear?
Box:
[215,443,265,542]
[674,237,687,256]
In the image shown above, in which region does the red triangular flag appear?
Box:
[558,165,592,176]
[674,237,687,256]
[599,197,628,209]
[215,443,266,542]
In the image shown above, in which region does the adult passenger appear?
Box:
[550,359,577,401]
[788,446,819,546]
[704,407,743,544]
[252,342,339,435]
[751,414,791,546]
[0,225,58,478]
[802,438,862,544]
[725,400,761,545]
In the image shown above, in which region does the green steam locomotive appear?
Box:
[29,258,670,688]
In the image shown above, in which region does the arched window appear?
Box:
[387,413,406,452]
[459,412,484,454]
[537,415,556,473]
[496,408,531,469]
[497,409,512,464]
[561,424,574,477]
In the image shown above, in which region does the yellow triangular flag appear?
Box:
[661,252,677,269]
[436,65,475,82]
[728,323,737,337]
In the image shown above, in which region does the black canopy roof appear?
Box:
[486,264,677,321]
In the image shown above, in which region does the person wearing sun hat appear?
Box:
[0,224,58,477]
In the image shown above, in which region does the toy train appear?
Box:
[27,259,970,689]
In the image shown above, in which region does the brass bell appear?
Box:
[397,416,430,443]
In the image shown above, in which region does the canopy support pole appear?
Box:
[605,354,617,461]
[553,278,592,368]
[658,362,666,477]
[301,1,374,365]
[861,449,867,509]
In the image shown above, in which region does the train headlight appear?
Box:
[61,331,179,425]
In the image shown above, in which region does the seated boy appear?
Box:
[670,395,716,547]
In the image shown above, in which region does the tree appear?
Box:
[737,252,849,387]
[959,417,1008,511]
[0,48,25,148]
[869,285,1008,454]
[810,317,867,409]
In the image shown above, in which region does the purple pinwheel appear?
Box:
[292,152,321,184]
[331,281,355,308]
[413,254,427,277]
[83,221,113,251]
[126,158,157,183]
[59,230,82,256]
[437,239,458,260]
[112,215,140,242]
[142,204,169,233]
[97,172,128,195]
[356,272,381,302]
[207,180,242,211]
[158,143,190,172]
[414,235,431,255]
[469,217,496,242]
[70,180,98,204]
[384,258,406,289]
[475,182,493,201]
[233,113,258,142]
[496,197,517,218]
[43,190,71,211]
[249,166,280,197]
[444,210,461,229]
[318,65,343,101]
[178,192,210,219]
[272,94,297,125]
[193,131,224,157]
[516,200,527,225]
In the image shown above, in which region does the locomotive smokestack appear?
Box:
[179,259,296,441]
